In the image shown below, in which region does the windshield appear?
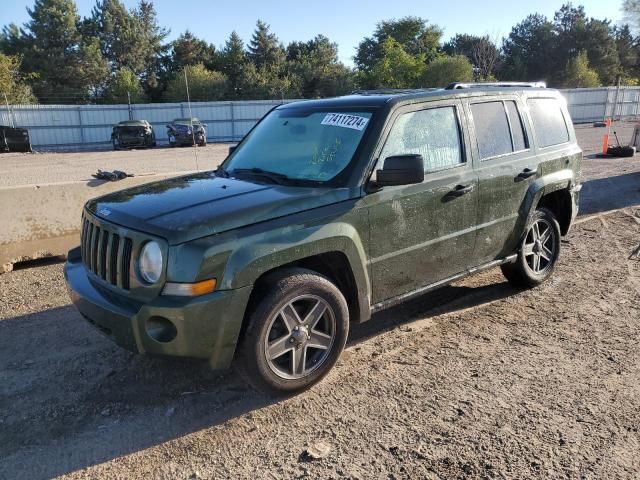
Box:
[223,109,372,184]
[173,118,200,125]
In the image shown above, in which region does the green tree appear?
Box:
[355,17,442,73]
[552,4,618,85]
[247,20,285,69]
[19,0,108,103]
[502,13,557,82]
[562,50,601,87]
[170,30,217,71]
[356,37,426,89]
[103,67,144,103]
[423,55,474,87]
[444,34,501,80]
[0,54,37,104]
[613,25,639,83]
[219,31,248,97]
[0,23,23,56]
[286,35,354,97]
[135,0,169,94]
[88,0,143,72]
[162,64,227,102]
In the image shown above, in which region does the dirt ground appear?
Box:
[1,124,640,479]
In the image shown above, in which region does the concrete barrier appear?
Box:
[0,172,195,272]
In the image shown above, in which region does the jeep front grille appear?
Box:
[81,214,133,290]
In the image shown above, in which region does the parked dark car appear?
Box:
[0,125,32,152]
[111,120,156,150]
[167,118,207,146]
[65,83,582,394]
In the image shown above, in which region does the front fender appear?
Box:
[221,219,371,321]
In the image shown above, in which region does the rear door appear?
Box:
[363,100,479,304]
[466,96,538,264]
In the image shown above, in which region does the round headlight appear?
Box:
[139,241,163,284]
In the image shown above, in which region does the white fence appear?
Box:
[560,86,640,123]
[0,99,292,150]
[0,87,636,150]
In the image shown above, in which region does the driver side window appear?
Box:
[379,106,464,173]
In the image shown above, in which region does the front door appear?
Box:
[363,102,478,305]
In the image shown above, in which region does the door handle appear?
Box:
[446,184,474,198]
[517,167,537,179]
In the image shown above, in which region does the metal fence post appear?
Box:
[78,106,85,144]
[230,102,235,141]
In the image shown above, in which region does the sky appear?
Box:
[2,0,625,66]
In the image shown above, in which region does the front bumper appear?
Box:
[169,133,205,145]
[64,247,251,369]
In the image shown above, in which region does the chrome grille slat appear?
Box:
[80,214,134,291]
[91,227,100,274]
[121,238,133,290]
[87,223,95,272]
[99,231,109,279]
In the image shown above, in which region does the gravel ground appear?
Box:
[0,124,639,479]
[0,144,231,187]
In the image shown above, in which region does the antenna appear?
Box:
[184,68,201,172]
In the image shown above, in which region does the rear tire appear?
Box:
[501,207,561,288]
[236,268,349,395]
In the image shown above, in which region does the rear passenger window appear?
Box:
[470,101,513,159]
[380,106,463,173]
[527,98,569,148]
[505,101,527,151]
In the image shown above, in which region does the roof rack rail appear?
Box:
[445,81,546,90]
[350,88,439,95]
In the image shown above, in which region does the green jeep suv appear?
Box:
[65,84,582,394]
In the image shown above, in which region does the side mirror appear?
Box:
[202,124,208,128]
[229,145,237,155]
[375,154,424,187]
[166,124,172,129]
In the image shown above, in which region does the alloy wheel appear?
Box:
[523,218,556,274]
[263,295,336,379]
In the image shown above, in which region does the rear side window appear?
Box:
[527,97,570,148]
[470,101,513,159]
[505,101,527,151]
[380,106,464,173]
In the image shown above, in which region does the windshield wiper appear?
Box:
[214,167,229,178]
[230,168,290,185]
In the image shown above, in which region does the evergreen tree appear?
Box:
[171,30,217,71]
[19,0,108,103]
[219,31,248,97]
[135,0,169,93]
[247,20,285,69]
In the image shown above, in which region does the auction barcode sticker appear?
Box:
[321,113,369,131]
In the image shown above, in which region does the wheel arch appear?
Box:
[522,169,577,236]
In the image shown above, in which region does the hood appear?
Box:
[86,172,354,244]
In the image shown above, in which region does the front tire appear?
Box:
[501,207,561,288]
[236,268,349,395]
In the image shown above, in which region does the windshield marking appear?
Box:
[321,113,369,131]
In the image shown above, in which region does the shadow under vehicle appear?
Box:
[0,125,32,152]
[167,117,207,147]
[111,120,156,150]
